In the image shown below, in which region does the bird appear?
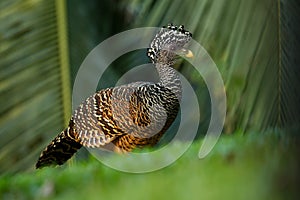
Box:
[35,24,193,169]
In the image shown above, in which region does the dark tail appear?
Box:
[36,120,82,169]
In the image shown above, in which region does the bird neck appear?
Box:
[155,64,182,100]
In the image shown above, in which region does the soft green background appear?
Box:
[0,0,299,199]
[1,131,299,199]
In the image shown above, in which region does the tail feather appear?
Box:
[36,120,82,169]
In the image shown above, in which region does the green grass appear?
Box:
[0,130,299,200]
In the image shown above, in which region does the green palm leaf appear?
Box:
[0,0,71,173]
[0,0,299,173]
[123,0,299,133]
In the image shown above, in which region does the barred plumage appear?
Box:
[36,24,193,168]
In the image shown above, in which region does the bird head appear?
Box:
[147,24,193,65]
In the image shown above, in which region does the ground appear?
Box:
[0,130,299,200]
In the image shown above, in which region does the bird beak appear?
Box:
[177,48,194,58]
[185,49,194,58]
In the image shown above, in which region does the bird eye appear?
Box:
[169,46,176,51]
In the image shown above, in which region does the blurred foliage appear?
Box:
[0,0,69,173]
[119,0,300,133]
[0,131,299,200]
[0,0,299,175]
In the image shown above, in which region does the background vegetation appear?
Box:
[0,0,299,199]
[0,131,299,200]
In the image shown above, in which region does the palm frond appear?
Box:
[1,0,299,173]
[0,0,70,173]
[121,0,299,133]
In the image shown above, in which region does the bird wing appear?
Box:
[72,81,157,148]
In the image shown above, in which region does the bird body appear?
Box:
[36,24,192,168]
